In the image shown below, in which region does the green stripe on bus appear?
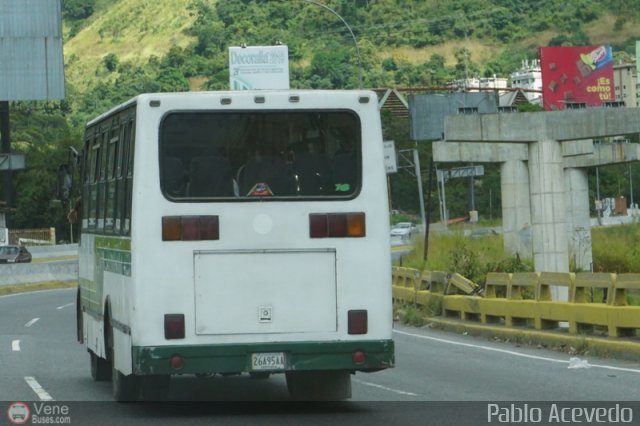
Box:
[132,340,395,375]
[79,235,133,314]
[95,235,131,252]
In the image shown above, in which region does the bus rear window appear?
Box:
[159,111,360,200]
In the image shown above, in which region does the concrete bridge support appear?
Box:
[430,108,640,282]
[564,168,593,272]
[500,160,531,258]
[528,139,569,275]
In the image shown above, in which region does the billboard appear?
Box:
[540,45,614,110]
[229,45,290,90]
[0,0,65,101]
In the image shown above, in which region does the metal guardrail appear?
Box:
[392,267,640,339]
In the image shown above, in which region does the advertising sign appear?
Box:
[229,45,290,90]
[540,45,614,110]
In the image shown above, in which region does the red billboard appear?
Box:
[540,45,614,110]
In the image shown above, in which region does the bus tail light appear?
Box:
[162,216,219,241]
[170,354,185,370]
[352,350,366,365]
[348,310,368,335]
[164,314,185,339]
[309,213,365,238]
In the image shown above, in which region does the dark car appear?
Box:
[0,245,32,264]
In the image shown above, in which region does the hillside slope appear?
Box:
[62,0,640,93]
[64,0,199,90]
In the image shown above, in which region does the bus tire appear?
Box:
[107,321,140,402]
[140,375,170,401]
[285,370,352,401]
[76,290,83,344]
[90,351,111,382]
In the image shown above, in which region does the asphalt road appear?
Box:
[2,288,640,425]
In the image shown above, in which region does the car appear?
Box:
[0,245,32,264]
[390,222,416,236]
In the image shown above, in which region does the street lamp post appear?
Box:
[301,0,363,88]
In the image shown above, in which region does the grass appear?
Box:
[591,222,640,273]
[31,256,78,264]
[63,0,199,90]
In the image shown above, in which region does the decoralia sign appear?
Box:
[229,45,290,90]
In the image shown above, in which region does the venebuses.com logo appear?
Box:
[7,402,30,425]
[6,401,71,424]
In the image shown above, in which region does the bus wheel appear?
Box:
[140,375,170,401]
[90,351,111,381]
[107,324,140,402]
[76,290,83,344]
[285,370,352,401]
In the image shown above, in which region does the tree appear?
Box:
[62,0,96,20]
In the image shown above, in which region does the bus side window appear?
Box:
[123,119,135,235]
[101,130,111,230]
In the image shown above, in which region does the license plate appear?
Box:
[251,352,286,371]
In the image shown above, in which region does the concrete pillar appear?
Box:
[500,160,532,258]
[564,168,593,271]
[528,139,569,294]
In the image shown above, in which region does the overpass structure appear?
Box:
[433,108,640,296]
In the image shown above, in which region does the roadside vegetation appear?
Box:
[394,221,640,309]
[4,0,640,242]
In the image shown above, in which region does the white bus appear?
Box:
[76,90,394,401]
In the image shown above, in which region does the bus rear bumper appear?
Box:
[132,340,394,375]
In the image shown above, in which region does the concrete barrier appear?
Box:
[392,267,640,341]
[0,260,78,286]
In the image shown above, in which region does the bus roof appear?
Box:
[85,90,377,128]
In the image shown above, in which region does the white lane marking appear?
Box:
[393,329,640,375]
[353,378,418,396]
[24,318,40,327]
[24,376,55,401]
[56,302,74,310]
[12,340,20,351]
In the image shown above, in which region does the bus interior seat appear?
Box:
[189,156,235,197]
[332,153,357,192]
[162,156,186,197]
[241,154,295,196]
[293,153,332,195]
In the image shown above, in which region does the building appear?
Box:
[447,76,508,92]
[510,59,542,105]
[613,63,637,107]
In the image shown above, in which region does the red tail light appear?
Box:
[162,216,219,241]
[170,354,185,370]
[348,309,368,335]
[352,350,366,365]
[164,314,185,339]
[309,213,365,238]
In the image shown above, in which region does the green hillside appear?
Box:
[57,0,640,127]
[4,0,640,234]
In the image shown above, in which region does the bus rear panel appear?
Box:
[79,90,394,400]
